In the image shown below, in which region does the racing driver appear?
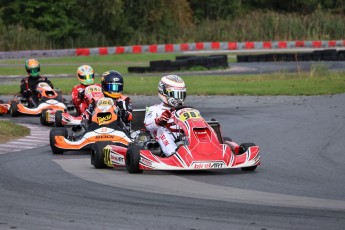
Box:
[144,75,187,157]
[20,59,54,107]
[71,65,101,116]
[101,70,133,132]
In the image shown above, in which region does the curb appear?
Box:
[0,121,50,155]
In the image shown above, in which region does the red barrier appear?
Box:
[278,41,287,48]
[228,42,237,50]
[180,43,189,51]
[149,44,157,53]
[245,42,255,49]
[76,48,90,56]
[99,47,108,55]
[74,40,345,56]
[116,47,125,54]
[132,46,142,53]
[211,42,220,49]
[263,42,272,49]
[165,44,174,52]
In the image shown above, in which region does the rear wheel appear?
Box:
[49,127,65,154]
[55,110,63,127]
[10,101,19,117]
[126,144,144,174]
[91,141,113,169]
[239,143,257,171]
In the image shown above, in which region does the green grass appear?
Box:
[0,120,30,144]
[2,72,345,96]
[1,53,345,96]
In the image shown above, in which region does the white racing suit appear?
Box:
[144,102,178,157]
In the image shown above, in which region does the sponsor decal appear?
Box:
[140,156,152,167]
[194,131,206,135]
[97,113,112,125]
[159,133,169,146]
[100,127,108,133]
[95,135,114,139]
[97,98,113,106]
[85,86,102,94]
[191,161,225,169]
[111,154,124,164]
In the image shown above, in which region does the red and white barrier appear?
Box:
[1,40,345,59]
[75,40,345,56]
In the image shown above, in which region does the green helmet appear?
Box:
[25,59,40,77]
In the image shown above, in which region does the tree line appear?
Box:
[0,0,344,51]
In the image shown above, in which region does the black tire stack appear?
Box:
[128,55,228,73]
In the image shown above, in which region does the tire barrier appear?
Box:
[1,40,345,59]
[128,55,228,73]
[237,49,344,62]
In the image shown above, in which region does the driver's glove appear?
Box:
[155,110,171,126]
[77,89,85,100]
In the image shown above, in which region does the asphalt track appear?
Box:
[0,93,345,230]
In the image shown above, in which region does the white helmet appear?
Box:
[158,75,186,107]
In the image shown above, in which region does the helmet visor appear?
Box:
[167,89,186,101]
[105,83,123,93]
[28,67,40,77]
[79,73,94,80]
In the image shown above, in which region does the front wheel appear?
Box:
[49,127,66,154]
[91,141,113,169]
[40,109,50,126]
[10,101,19,117]
[55,110,63,127]
[239,142,257,172]
[126,144,144,174]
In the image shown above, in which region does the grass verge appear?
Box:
[1,71,345,96]
[0,120,30,144]
[0,54,344,96]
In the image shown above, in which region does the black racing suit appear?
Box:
[20,76,54,107]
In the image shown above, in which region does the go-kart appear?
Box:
[0,100,10,114]
[43,85,103,127]
[91,107,260,173]
[49,97,131,154]
[10,82,66,123]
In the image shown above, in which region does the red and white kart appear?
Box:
[10,82,66,122]
[43,85,103,127]
[91,107,260,173]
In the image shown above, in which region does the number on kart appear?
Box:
[180,111,201,121]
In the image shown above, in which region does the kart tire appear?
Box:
[55,88,63,102]
[49,127,65,154]
[10,101,19,117]
[91,141,113,169]
[239,143,257,171]
[223,137,232,142]
[55,110,63,127]
[40,109,50,126]
[126,144,144,174]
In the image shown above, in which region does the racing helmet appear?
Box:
[158,75,186,107]
[101,70,124,99]
[77,65,95,85]
[25,59,40,77]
